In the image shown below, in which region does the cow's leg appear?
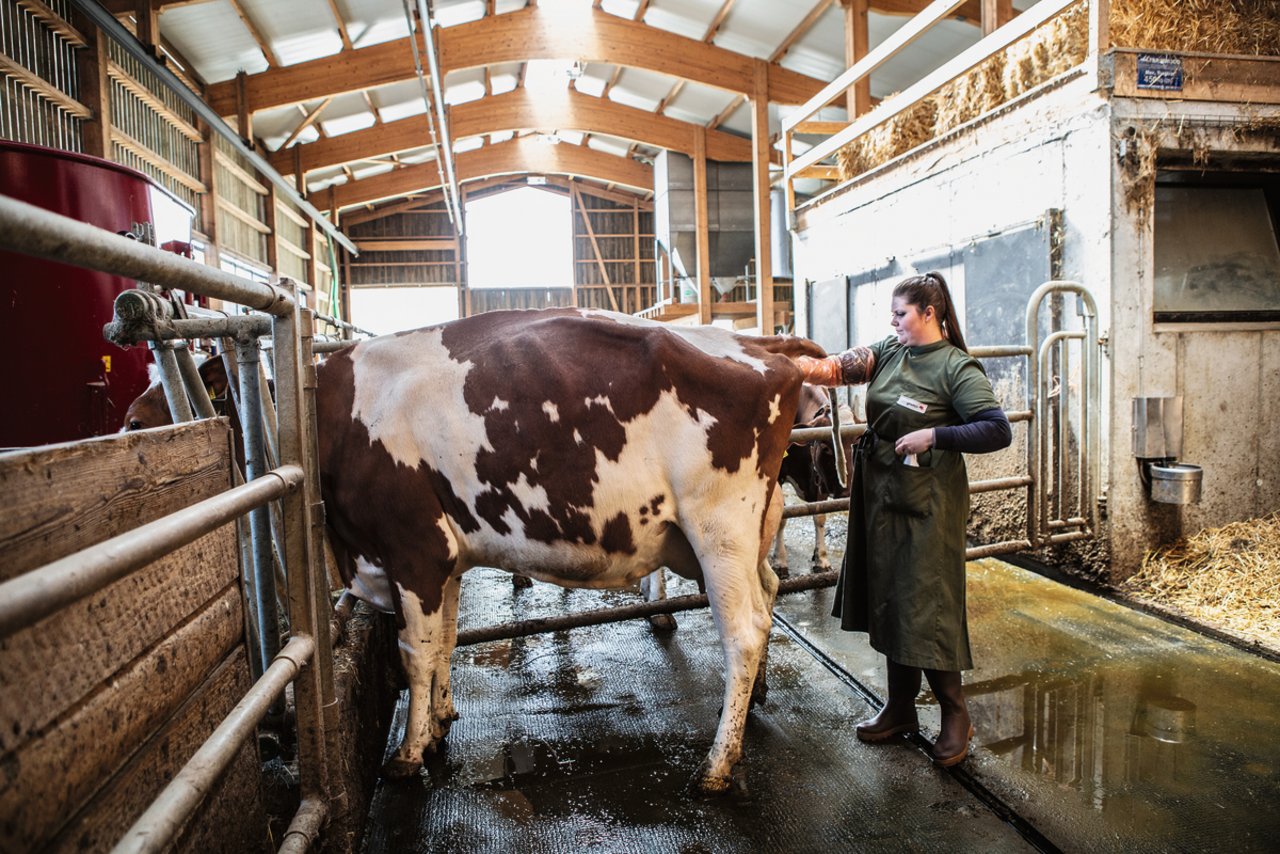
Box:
[430,574,462,741]
[688,506,775,794]
[811,513,831,571]
[384,587,448,778]
[640,568,677,631]
[768,520,790,579]
[511,572,533,589]
[752,487,783,708]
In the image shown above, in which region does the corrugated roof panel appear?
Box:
[379,98,429,123]
[453,136,485,153]
[489,62,523,95]
[245,0,344,66]
[556,130,584,146]
[399,147,438,164]
[587,135,630,157]
[444,68,487,105]
[663,81,729,126]
[489,130,515,144]
[433,0,486,27]
[161,3,268,83]
[321,112,379,137]
[642,0,719,41]
[352,161,396,180]
[869,18,980,99]
[778,6,845,81]
[609,67,675,111]
[340,0,409,47]
[600,0,641,19]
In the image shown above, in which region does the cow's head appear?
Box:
[791,402,853,499]
[121,355,230,431]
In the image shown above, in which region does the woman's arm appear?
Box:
[932,407,1012,454]
[796,346,877,386]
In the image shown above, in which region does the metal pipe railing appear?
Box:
[0,195,294,316]
[110,634,317,854]
[1039,330,1084,541]
[277,798,328,854]
[151,342,195,423]
[0,465,304,638]
[236,338,281,681]
[175,345,219,420]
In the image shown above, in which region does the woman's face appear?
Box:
[890,296,938,346]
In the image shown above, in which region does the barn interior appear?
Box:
[1,1,1279,852]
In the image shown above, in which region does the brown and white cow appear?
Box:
[315,308,824,793]
[770,384,854,574]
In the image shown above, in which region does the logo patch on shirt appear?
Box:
[896,395,927,414]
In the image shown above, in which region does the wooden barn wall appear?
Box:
[469,285,574,314]
[345,203,459,291]
[571,191,656,315]
[0,2,328,307]
[0,0,84,152]
[0,420,268,852]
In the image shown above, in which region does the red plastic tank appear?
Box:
[0,141,193,448]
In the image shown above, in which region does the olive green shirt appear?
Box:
[833,336,1000,671]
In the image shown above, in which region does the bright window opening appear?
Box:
[466,187,573,288]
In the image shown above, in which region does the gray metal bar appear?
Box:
[970,344,1034,359]
[312,339,356,355]
[456,570,841,647]
[63,0,356,254]
[965,539,1034,560]
[272,298,331,804]
[110,635,317,854]
[0,195,294,315]
[278,798,328,854]
[166,315,274,342]
[175,346,218,420]
[970,475,1034,494]
[0,466,304,638]
[236,338,280,679]
[151,343,193,423]
[1040,330,1083,538]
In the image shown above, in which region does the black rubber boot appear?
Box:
[924,669,973,767]
[856,658,921,743]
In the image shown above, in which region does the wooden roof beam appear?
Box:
[207,5,826,115]
[319,137,653,210]
[325,0,353,50]
[270,88,754,175]
[227,0,278,67]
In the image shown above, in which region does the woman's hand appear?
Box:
[894,428,935,456]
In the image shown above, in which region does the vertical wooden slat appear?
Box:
[632,198,641,315]
[693,126,711,325]
[843,0,871,116]
[981,0,1013,35]
[264,183,279,274]
[751,59,773,334]
[198,119,221,268]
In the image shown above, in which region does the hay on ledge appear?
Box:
[1122,512,1280,649]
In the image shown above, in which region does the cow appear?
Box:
[121,354,231,432]
[770,385,855,575]
[315,308,825,793]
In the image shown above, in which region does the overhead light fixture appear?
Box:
[536,132,562,145]
[565,59,586,80]
[528,176,548,185]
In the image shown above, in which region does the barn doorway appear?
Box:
[466,185,574,289]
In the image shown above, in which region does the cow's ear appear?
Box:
[199,355,230,397]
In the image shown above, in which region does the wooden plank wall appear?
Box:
[0,420,268,852]
[0,2,327,308]
[571,191,656,315]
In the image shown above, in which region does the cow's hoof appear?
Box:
[511,573,534,589]
[812,561,831,572]
[647,613,678,632]
[693,765,732,796]
[381,754,424,779]
[750,682,769,708]
[774,564,790,580]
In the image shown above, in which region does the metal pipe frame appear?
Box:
[1039,330,1084,541]
[236,338,281,682]
[110,635,317,854]
[272,298,335,814]
[0,466,304,638]
[278,798,329,854]
[175,345,219,420]
[0,196,295,315]
[150,341,194,423]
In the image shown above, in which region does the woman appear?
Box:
[798,272,1011,767]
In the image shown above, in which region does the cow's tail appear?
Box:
[755,335,828,361]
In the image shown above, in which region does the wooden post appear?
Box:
[134,0,160,56]
[751,60,774,334]
[235,70,252,144]
[632,198,641,315]
[981,0,1013,35]
[842,0,871,117]
[693,126,712,325]
[264,183,279,276]
[74,16,111,159]
[197,120,220,269]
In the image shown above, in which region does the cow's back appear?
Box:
[316,310,818,594]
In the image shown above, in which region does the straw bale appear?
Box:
[1111,0,1280,57]
[836,96,938,181]
[1122,513,1280,649]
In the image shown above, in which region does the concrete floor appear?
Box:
[361,517,1280,853]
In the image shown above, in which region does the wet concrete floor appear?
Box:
[361,520,1280,853]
